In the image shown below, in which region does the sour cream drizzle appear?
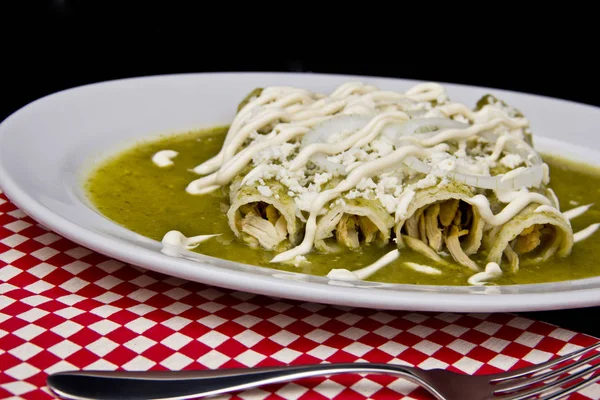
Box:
[185,81,573,264]
[574,223,600,243]
[563,203,594,220]
[404,262,442,275]
[152,150,178,167]
[467,262,503,286]
[187,126,309,194]
[271,145,448,262]
[327,249,400,280]
[288,112,410,171]
[191,82,441,177]
[161,230,220,252]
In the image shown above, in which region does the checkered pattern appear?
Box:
[1,190,599,400]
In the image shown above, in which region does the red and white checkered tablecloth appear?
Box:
[1,189,600,400]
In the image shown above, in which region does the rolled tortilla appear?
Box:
[394,183,485,270]
[483,202,574,273]
[314,198,394,253]
[227,177,303,251]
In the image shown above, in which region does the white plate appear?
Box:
[2,72,600,313]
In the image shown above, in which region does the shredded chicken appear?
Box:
[514,224,542,254]
[336,214,360,249]
[425,204,443,251]
[438,199,459,227]
[237,202,287,250]
[464,208,483,255]
[241,211,286,250]
[418,213,427,244]
[452,209,462,226]
[402,235,449,266]
[239,204,259,216]
[444,225,480,271]
[275,216,288,238]
[405,209,422,238]
[358,216,379,244]
[403,199,482,270]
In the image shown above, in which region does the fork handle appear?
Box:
[47,363,440,400]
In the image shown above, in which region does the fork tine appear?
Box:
[497,361,600,400]
[494,348,600,394]
[491,341,600,382]
[542,370,600,400]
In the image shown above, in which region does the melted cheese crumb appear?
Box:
[257,185,273,197]
[500,153,524,169]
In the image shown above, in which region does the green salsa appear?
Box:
[85,127,600,286]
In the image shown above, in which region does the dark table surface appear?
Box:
[2,2,599,338]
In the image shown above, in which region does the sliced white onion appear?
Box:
[479,131,543,165]
[381,118,469,144]
[402,125,545,191]
[403,118,469,136]
[404,156,545,190]
[301,115,372,174]
[310,153,346,175]
[301,115,372,146]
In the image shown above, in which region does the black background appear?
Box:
[1,2,599,336]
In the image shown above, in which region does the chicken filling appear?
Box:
[503,224,557,270]
[402,199,480,270]
[235,202,288,250]
[334,214,384,249]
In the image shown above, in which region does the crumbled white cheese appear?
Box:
[394,188,415,222]
[414,174,437,189]
[252,142,300,166]
[377,193,398,214]
[279,170,306,194]
[327,146,370,167]
[345,190,360,200]
[370,139,394,157]
[378,175,399,190]
[257,185,273,197]
[437,158,456,172]
[313,172,332,187]
[500,154,524,169]
[356,177,377,190]
[295,191,319,212]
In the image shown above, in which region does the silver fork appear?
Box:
[47,341,600,400]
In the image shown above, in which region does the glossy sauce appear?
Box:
[86,128,600,286]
